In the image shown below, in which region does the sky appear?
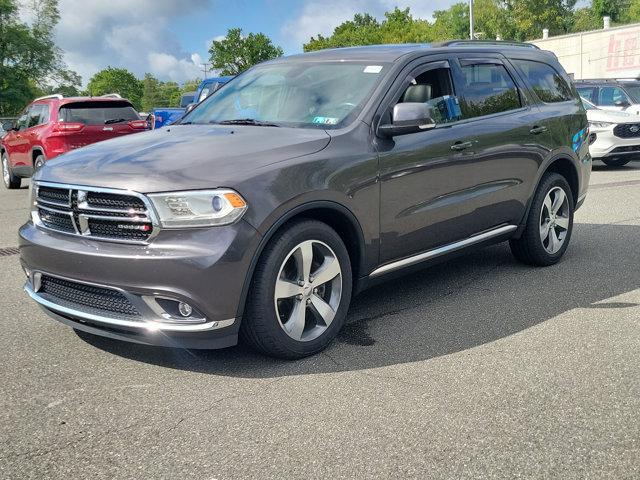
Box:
[44,0,463,85]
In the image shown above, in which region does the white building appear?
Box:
[531,20,640,80]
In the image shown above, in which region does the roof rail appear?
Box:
[99,93,122,99]
[439,40,540,49]
[33,94,63,102]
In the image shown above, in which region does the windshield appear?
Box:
[622,83,640,102]
[183,62,389,128]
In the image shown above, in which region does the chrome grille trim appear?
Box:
[33,181,160,244]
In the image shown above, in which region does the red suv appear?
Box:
[1,94,147,189]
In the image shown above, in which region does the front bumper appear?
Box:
[19,219,262,348]
[589,127,640,159]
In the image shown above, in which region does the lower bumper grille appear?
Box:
[38,275,141,320]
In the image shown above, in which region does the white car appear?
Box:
[583,97,640,167]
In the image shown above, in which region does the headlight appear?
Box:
[148,189,247,228]
[589,121,614,129]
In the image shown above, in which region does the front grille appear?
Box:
[39,275,141,319]
[86,191,146,211]
[38,207,75,233]
[613,123,640,138]
[35,184,155,243]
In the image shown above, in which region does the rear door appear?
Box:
[58,101,145,150]
[447,54,544,237]
[4,108,31,167]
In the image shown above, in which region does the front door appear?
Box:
[376,55,537,265]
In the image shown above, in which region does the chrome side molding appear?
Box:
[369,224,517,278]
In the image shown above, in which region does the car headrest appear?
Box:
[402,84,432,103]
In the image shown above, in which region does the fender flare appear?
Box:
[235,200,366,319]
[514,152,580,237]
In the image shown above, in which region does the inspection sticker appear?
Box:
[313,116,339,125]
[363,65,383,73]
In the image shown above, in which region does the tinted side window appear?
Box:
[59,101,139,124]
[26,105,49,128]
[457,63,521,119]
[512,59,573,103]
[598,86,630,106]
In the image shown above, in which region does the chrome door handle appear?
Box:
[451,141,473,151]
[530,126,548,135]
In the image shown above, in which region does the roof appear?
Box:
[275,41,541,63]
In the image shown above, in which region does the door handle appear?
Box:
[450,141,473,151]
[530,126,548,135]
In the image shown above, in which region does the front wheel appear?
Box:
[241,220,353,359]
[510,172,574,266]
[2,152,20,189]
[601,158,630,167]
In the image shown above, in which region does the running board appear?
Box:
[369,225,517,278]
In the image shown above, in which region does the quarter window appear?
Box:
[513,59,573,103]
[457,63,521,119]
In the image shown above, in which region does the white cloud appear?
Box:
[51,0,211,85]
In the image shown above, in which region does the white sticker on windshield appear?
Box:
[363,65,383,74]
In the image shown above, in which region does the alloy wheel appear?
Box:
[274,240,342,342]
[539,186,570,254]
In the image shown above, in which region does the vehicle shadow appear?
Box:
[77,222,640,378]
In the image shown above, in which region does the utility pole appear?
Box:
[200,63,211,79]
[469,0,474,40]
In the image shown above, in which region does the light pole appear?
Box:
[200,63,211,79]
[469,0,474,40]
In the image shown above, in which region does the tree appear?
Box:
[86,67,143,110]
[0,0,79,115]
[209,28,283,76]
[181,78,201,95]
[502,0,577,40]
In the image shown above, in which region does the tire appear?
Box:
[510,172,574,266]
[601,157,630,167]
[2,152,20,189]
[240,219,353,359]
[33,154,46,171]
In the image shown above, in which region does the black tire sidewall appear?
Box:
[529,173,575,263]
[246,220,353,357]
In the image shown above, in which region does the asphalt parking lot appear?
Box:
[1,162,639,479]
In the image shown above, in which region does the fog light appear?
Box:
[178,302,193,317]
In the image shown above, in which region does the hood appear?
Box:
[36,125,331,192]
[587,108,640,123]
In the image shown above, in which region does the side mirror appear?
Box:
[378,103,436,137]
[185,103,197,113]
[614,99,630,107]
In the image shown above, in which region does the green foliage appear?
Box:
[0,0,80,115]
[86,67,143,110]
[502,0,577,40]
[209,28,283,76]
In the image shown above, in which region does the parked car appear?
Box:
[575,78,640,116]
[582,97,640,167]
[1,94,147,189]
[152,78,233,129]
[20,42,591,358]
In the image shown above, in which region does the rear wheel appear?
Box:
[241,219,352,359]
[601,158,630,167]
[2,152,20,189]
[510,172,574,266]
[33,154,46,171]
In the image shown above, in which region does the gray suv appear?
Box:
[19,42,591,358]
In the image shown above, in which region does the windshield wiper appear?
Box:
[213,118,281,127]
[104,118,127,125]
